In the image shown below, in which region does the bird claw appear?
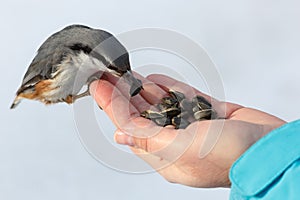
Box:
[64,89,90,104]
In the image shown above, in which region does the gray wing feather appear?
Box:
[20,25,126,88]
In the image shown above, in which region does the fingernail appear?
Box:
[114,130,134,146]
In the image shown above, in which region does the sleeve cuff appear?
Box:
[229,119,300,196]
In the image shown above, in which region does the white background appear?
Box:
[1,0,299,199]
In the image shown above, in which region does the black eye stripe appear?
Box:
[68,43,128,74]
[68,43,92,54]
[68,43,111,67]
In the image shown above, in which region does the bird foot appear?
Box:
[64,89,90,104]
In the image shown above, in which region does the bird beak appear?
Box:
[122,71,143,96]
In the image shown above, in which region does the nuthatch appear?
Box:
[10,24,143,109]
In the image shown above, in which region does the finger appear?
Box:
[115,128,177,152]
[128,147,183,183]
[104,71,168,105]
[89,79,162,135]
[133,72,168,105]
[129,147,172,171]
[129,147,186,183]
[147,74,243,118]
[114,123,200,160]
[229,107,286,128]
[102,73,152,112]
[147,74,213,100]
[89,79,139,127]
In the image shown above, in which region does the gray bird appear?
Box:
[10,24,143,109]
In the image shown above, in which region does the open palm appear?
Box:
[90,73,285,188]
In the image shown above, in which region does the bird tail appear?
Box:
[10,96,22,109]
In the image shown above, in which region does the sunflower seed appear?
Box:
[192,95,212,107]
[177,111,190,119]
[169,89,185,102]
[157,102,173,111]
[140,90,218,129]
[154,117,172,126]
[180,99,193,112]
[141,110,164,119]
[161,96,178,106]
[194,109,213,120]
[172,116,190,129]
[210,109,218,119]
[192,105,200,113]
[160,107,181,117]
[197,102,211,110]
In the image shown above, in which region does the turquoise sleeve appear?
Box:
[229,120,300,200]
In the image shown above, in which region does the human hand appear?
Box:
[89,73,286,188]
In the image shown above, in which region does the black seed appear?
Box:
[154,117,172,126]
[180,99,193,112]
[179,119,190,129]
[177,111,190,119]
[211,110,218,119]
[141,110,164,119]
[161,96,178,106]
[172,116,190,129]
[156,103,173,111]
[192,106,200,113]
[194,109,212,120]
[141,90,217,129]
[169,89,185,102]
[172,116,181,126]
[160,107,181,117]
[197,102,211,110]
[192,95,212,107]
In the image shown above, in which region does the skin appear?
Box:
[89,73,286,188]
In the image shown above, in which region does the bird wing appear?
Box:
[17,24,131,94]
